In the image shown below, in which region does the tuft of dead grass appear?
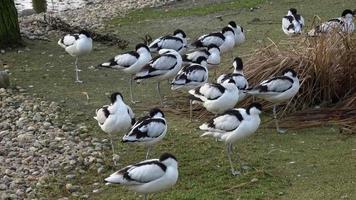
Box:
[239,32,356,132]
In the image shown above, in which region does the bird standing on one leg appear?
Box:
[122,108,167,159]
[200,103,262,175]
[188,79,239,120]
[94,92,135,165]
[245,68,300,133]
[105,153,179,200]
[134,49,183,105]
[149,29,188,55]
[98,44,152,103]
[58,30,92,83]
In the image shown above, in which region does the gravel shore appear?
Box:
[0,88,108,199]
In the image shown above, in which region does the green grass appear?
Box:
[110,0,264,26]
[1,0,356,199]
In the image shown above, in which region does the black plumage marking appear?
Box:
[121,160,167,183]
[328,18,344,25]
[124,118,166,140]
[211,83,226,94]
[161,35,183,43]
[224,109,244,121]
[103,106,110,118]
[256,76,293,92]
[287,24,294,30]
[284,15,294,23]
[127,51,140,59]
[193,83,225,100]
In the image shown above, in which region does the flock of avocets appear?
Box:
[57,8,355,200]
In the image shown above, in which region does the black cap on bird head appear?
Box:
[228,21,237,28]
[173,29,186,38]
[149,107,164,118]
[79,30,91,38]
[109,92,123,103]
[159,153,177,162]
[207,44,220,51]
[222,26,234,34]
[341,9,353,17]
[282,68,297,77]
[247,102,263,114]
[233,57,243,70]
[195,56,207,64]
[135,43,150,51]
[289,8,298,15]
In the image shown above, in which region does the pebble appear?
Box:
[0,88,106,198]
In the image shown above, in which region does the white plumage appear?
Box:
[58,30,93,83]
[98,44,152,103]
[105,153,178,200]
[200,103,262,175]
[122,108,167,159]
[135,49,183,105]
[149,29,188,54]
[182,44,221,69]
[94,92,135,165]
[171,56,208,90]
[217,57,248,102]
[282,8,305,35]
[189,80,239,116]
[246,68,300,133]
[228,21,246,45]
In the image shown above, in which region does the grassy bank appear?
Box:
[1,0,356,199]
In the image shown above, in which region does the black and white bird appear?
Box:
[171,56,208,90]
[217,57,248,102]
[58,30,92,83]
[228,21,246,45]
[105,153,179,200]
[94,92,135,165]
[149,29,188,54]
[245,68,300,133]
[282,8,305,35]
[134,49,183,105]
[192,27,235,53]
[98,44,152,103]
[188,80,239,119]
[310,9,355,35]
[122,108,167,159]
[200,103,262,175]
[182,44,221,69]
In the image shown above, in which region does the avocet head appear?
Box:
[159,153,178,168]
[222,27,235,36]
[79,30,91,38]
[341,9,354,19]
[282,68,297,78]
[195,56,207,66]
[149,108,165,118]
[173,29,187,38]
[288,8,298,16]
[246,102,262,115]
[232,57,243,71]
[110,92,123,103]
[228,21,237,28]
[135,43,150,53]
